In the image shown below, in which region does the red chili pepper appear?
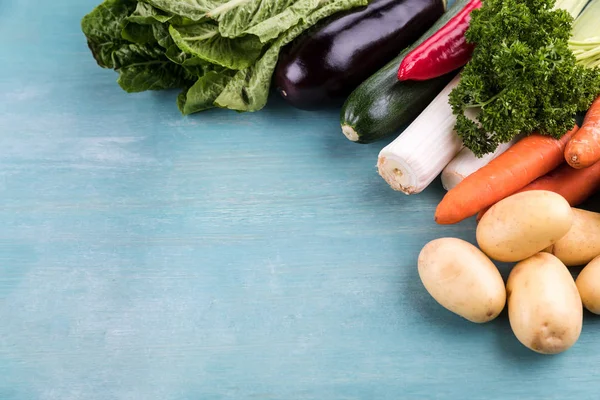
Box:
[398,0,481,82]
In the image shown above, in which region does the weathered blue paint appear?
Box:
[2,1,600,399]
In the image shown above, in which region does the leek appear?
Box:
[569,0,600,68]
[554,0,590,18]
[377,76,464,195]
[440,138,519,191]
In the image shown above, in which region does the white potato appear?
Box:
[477,190,573,262]
[418,237,506,323]
[547,208,600,266]
[576,255,600,314]
[507,252,582,355]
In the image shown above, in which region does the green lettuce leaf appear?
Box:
[177,70,236,114]
[165,42,218,78]
[242,0,323,43]
[143,0,318,41]
[168,22,263,70]
[219,0,322,43]
[113,44,196,92]
[81,0,138,68]
[141,0,218,21]
[127,2,198,26]
[122,22,156,44]
[82,0,195,92]
[166,44,208,67]
[117,61,191,92]
[82,0,369,114]
[214,0,368,111]
[152,23,175,48]
[211,0,298,39]
[127,2,174,24]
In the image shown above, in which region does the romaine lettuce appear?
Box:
[81,0,368,114]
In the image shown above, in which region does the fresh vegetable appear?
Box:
[565,96,600,169]
[418,238,505,323]
[555,0,591,19]
[569,0,600,68]
[435,127,578,225]
[340,0,471,144]
[477,161,600,221]
[477,191,573,263]
[441,138,517,191]
[397,0,587,82]
[576,255,600,314]
[81,0,369,114]
[448,0,600,157]
[398,0,585,82]
[546,208,600,266]
[507,252,582,355]
[397,0,481,82]
[274,0,446,110]
[377,75,463,194]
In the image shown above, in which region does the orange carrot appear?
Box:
[476,161,600,221]
[434,126,578,225]
[565,96,600,169]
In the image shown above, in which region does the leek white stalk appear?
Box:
[554,0,589,19]
[569,0,600,68]
[441,138,519,191]
[377,75,463,194]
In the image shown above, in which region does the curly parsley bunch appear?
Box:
[449,0,600,157]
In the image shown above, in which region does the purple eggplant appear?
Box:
[274,0,446,110]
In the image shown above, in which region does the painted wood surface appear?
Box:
[2,0,600,399]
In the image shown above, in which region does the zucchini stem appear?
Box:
[342,125,359,142]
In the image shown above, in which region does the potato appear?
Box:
[507,252,582,355]
[477,190,573,262]
[576,255,600,314]
[547,208,600,267]
[418,237,506,323]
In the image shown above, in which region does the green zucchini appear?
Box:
[340,0,470,144]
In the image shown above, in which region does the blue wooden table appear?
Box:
[2,1,600,398]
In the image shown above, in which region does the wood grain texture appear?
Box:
[2,0,600,399]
